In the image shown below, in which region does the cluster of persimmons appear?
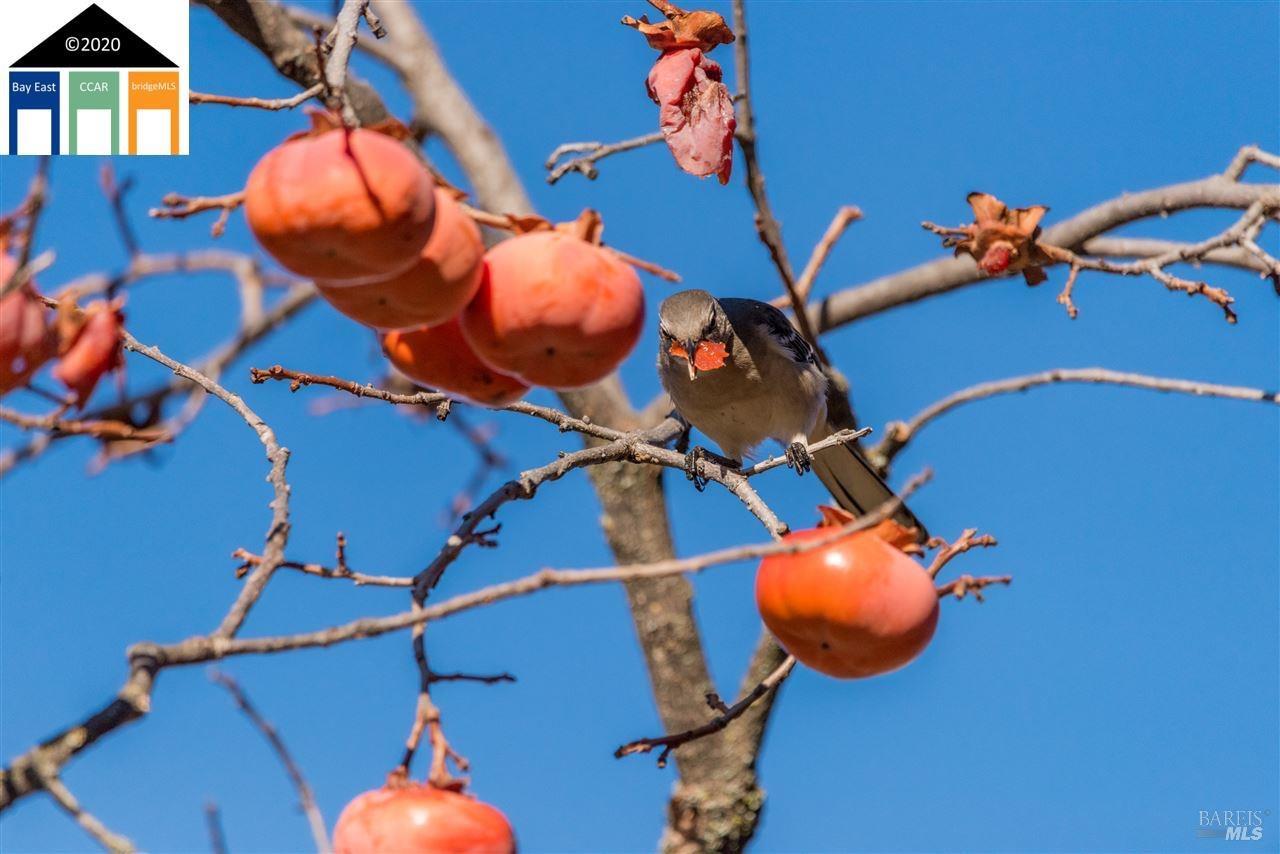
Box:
[1,253,125,408]
[245,115,646,408]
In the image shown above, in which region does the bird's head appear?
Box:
[658,289,733,380]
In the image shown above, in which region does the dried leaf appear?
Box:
[622,2,734,53]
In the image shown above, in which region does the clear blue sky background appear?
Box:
[2,2,1277,852]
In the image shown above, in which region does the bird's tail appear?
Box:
[810,423,929,542]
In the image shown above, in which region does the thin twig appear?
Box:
[616,655,796,767]
[1036,202,1273,323]
[1223,143,1280,180]
[936,574,1013,602]
[44,776,135,854]
[121,332,291,640]
[250,363,628,442]
[1,157,51,298]
[544,132,665,184]
[190,84,324,111]
[730,0,827,366]
[148,191,246,238]
[209,670,330,853]
[926,529,998,579]
[794,206,862,303]
[99,164,140,261]
[204,802,227,854]
[0,406,171,445]
[234,545,412,587]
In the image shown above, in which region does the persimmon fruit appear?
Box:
[755,512,939,679]
[52,300,125,407]
[317,189,484,330]
[0,255,57,395]
[333,783,515,854]
[245,127,436,281]
[383,318,529,408]
[461,232,644,389]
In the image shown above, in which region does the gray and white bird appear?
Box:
[657,289,926,538]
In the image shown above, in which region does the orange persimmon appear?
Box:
[755,511,939,679]
[0,254,57,395]
[244,126,436,281]
[316,189,484,330]
[333,784,515,854]
[383,318,529,408]
[460,232,644,389]
[52,300,125,407]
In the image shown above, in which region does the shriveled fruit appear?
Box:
[646,47,735,183]
[317,189,484,330]
[333,783,515,854]
[756,510,939,679]
[52,300,125,407]
[461,232,644,389]
[0,255,57,395]
[383,318,529,408]
[245,126,436,281]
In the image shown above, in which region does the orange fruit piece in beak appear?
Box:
[692,340,729,371]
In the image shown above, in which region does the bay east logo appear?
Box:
[1198,809,1268,842]
[1,0,189,155]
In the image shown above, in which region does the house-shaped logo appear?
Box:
[1,1,189,156]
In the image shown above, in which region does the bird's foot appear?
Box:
[684,446,711,492]
[683,446,741,491]
[785,441,812,476]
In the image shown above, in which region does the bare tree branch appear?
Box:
[813,149,1279,328]
[870,367,1280,471]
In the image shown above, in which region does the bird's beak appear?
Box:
[685,342,699,380]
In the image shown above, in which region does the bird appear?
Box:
[656,288,927,539]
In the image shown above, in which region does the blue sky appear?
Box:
[2,2,1277,852]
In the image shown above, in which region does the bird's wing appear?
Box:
[722,298,818,367]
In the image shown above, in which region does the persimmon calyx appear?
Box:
[814,504,921,552]
[622,1,734,53]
